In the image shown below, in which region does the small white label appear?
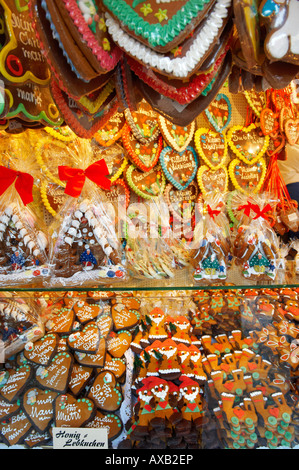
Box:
[53,427,108,449]
[288,212,298,222]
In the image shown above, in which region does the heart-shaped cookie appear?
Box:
[227,123,270,165]
[88,370,122,412]
[102,354,126,381]
[23,333,58,366]
[93,143,128,183]
[197,165,228,195]
[67,322,101,354]
[104,178,130,210]
[112,305,140,331]
[74,336,106,368]
[280,107,292,133]
[0,397,20,421]
[285,118,299,145]
[96,313,113,338]
[0,410,32,446]
[0,365,33,403]
[126,164,166,199]
[107,330,132,358]
[124,99,160,143]
[194,128,228,171]
[260,108,279,136]
[229,158,267,195]
[54,393,96,427]
[85,410,123,441]
[244,90,266,117]
[94,110,126,146]
[68,363,93,396]
[160,146,198,190]
[122,123,163,172]
[73,300,102,324]
[164,181,199,221]
[35,352,73,393]
[158,116,195,153]
[45,308,75,334]
[204,93,232,132]
[22,387,58,433]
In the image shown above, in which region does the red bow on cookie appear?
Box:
[59,159,111,197]
[0,166,34,205]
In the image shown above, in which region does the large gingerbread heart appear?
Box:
[106,330,132,358]
[260,108,279,136]
[197,165,228,195]
[22,387,58,433]
[94,111,126,146]
[111,305,140,331]
[204,93,232,132]
[126,164,166,199]
[85,410,123,441]
[87,370,122,411]
[54,393,96,427]
[164,181,199,221]
[194,128,228,171]
[45,308,75,334]
[227,123,269,165]
[74,336,106,368]
[158,116,195,153]
[0,365,33,403]
[124,99,160,143]
[35,352,73,393]
[122,123,163,172]
[160,146,198,190]
[68,363,93,396]
[67,322,101,354]
[229,158,267,194]
[23,333,58,366]
[285,118,299,145]
[73,300,102,324]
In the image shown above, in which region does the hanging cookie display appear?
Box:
[164,181,199,223]
[91,143,128,183]
[197,165,228,195]
[244,90,266,118]
[229,158,267,194]
[204,93,232,133]
[124,99,160,144]
[194,128,228,171]
[157,116,195,153]
[227,123,270,165]
[125,164,166,200]
[93,110,126,147]
[159,146,198,191]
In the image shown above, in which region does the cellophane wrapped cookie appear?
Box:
[47,139,127,287]
[125,198,188,280]
[232,193,280,281]
[0,132,50,287]
[190,192,231,284]
[0,292,44,361]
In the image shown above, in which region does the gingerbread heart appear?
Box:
[160,146,198,190]
[54,393,96,427]
[0,397,20,420]
[94,111,126,146]
[73,300,102,324]
[45,308,75,334]
[68,363,93,396]
[244,90,266,117]
[93,143,128,183]
[229,158,267,195]
[67,322,101,354]
[96,313,113,338]
[23,333,58,366]
[195,128,227,171]
[164,181,199,221]
[260,108,279,136]
[122,123,163,172]
[111,305,140,331]
[102,354,126,380]
[285,119,299,145]
[0,365,33,403]
[74,336,106,368]
[126,164,166,199]
[104,178,130,210]
[107,330,132,358]
[204,93,232,132]
[197,165,228,195]
[124,99,160,143]
[35,352,73,393]
[22,387,58,433]
[227,123,269,165]
[280,107,292,133]
[88,370,122,411]
[85,410,123,441]
[158,116,195,153]
[0,410,32,446]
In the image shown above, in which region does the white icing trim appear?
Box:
[105,0,231,78]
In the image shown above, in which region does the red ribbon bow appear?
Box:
[252,203,272,220]
[58,159,111,197]
[237,201,256,217]
[207,205,221,219]
[0,166,34,205]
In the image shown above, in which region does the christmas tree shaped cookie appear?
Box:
[50,197,126,285]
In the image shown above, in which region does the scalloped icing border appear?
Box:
[244,90,266,118]
[78,81,115,114]
[126,164,166,200]
[158,116,195,153]
[122,123,163,172]
[197,164,228,196]
[35,138,67,187]
[124,107,160,144]
[194,127,228,171]
[204,92,232,133]
[227,123,270,165]
[228,157,267,195]
[160,146,198,191]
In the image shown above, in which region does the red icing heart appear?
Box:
[224,381,234,391]
[233,408,245,419]
[248,362,258,371]
[220,363,231,372]
[269,407,279,418]
[187,403,198,412]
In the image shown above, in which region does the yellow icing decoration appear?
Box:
[197,164,228,196]
[226,123,269,165]
[194,127,228,171]
[78,81,114,114]
[228,157,266,195]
